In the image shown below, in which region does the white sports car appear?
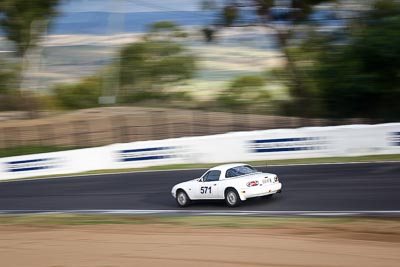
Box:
[171,163,282,207]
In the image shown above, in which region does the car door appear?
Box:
[193,170,223,199]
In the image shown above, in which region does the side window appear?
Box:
[203,170,221,182]
[226,168,238,178]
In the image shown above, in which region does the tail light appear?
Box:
[246,181,259,187]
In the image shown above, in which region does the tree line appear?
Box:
[0,0,399,121]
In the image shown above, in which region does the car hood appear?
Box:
[172,179,197,190]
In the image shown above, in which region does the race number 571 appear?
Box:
[200,186,212,194]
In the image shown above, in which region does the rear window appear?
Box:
[225,165,258,178]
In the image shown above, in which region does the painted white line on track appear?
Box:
[1,209,400,216]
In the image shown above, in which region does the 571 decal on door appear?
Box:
[200,186,212,194]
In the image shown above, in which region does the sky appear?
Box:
[59,0,204,13]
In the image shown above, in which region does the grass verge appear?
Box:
[0,214,388,227]
[0,145,83,158]
[1,214,400,242]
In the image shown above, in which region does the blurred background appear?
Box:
[0,0,399,156]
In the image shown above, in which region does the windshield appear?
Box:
[225,165,258,178]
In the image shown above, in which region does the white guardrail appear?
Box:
[0,123,399,180]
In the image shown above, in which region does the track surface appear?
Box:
[0,162,399,212]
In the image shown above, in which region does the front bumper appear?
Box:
[239,182,282,201]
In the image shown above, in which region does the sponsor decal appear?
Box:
[117,146,181,162]
[389,132,400,146]
[249,137,327,153]
[6,158,61,173]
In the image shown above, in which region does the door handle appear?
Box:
[213,184,217,186]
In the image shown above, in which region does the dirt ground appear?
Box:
[1,223,399,267]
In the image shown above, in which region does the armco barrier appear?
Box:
[0,123,399,180]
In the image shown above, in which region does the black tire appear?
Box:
[225,189,242,207]
[176,190,191,207]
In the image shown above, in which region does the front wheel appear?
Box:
[176,190,191,207]
[225,189,242,207]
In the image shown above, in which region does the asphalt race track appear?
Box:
[0,162,400,214]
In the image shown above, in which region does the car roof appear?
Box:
[209,163,249,172]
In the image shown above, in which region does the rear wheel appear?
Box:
[225,189,242,207]
[176,190,191,207]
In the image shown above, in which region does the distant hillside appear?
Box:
[50,11,218,34]
[0,8,348,36]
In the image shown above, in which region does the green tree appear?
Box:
[146,21,188,40]
[312,0,400,120]
[0,60,18,110]
[202,0,334,116]
[53,21,196,108]
[119,41,195,88]
[0,60,17,93]
[53,76,102,109]
[0,0,59,57]
[116,22,196,102]
[0,0,59,114]
[218,75,270,111]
